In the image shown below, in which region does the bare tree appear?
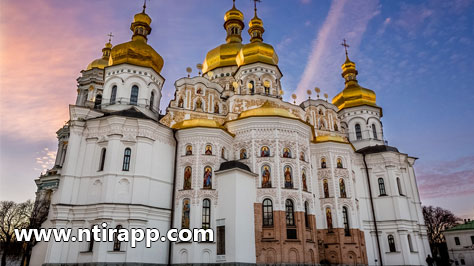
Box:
[21,191,51,266]
[0,200,33,266]
[422,205,460,245]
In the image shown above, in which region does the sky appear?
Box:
[0,0,473,218]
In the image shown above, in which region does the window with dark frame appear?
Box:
[342,206,350,236]
[130,85,139,105]
[110,86,117,104]
[372,124,378,139]
[304,201,310,228]
[388,235,396,252]
[285,199,297,239]
[217,226,225,255]
[150,91,155,111]
[262,199,273,227]
[408,234,414,252]
[113,225,122,251]
[397,178,404,195]
[355,123,362,140]
[122,148,131,171]
[455,237,460,245]
[378,178,386,196]
[98,148,106,171]
[202,199,211,229]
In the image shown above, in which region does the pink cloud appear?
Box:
[0,1,117,143]
[416,156,474,199]
[295,0,380,101]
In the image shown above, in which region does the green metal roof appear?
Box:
[445,221,474,232]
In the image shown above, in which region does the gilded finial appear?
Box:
[196,64,203,75]
[107,32,114,43]
[306,89,312,99]
[252,0,262,15]
[314,87,321,98]
[142,0,149,13]
[341,39,350,59]
[186,67,192,78]
[291,93,297,104]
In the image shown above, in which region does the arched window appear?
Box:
[342,207,350,236]
[355,124,362,140]
[397,177,403,195]
[388,235,396,252]
[202,199,211,229]
[130,85,139,105]
[240,148,247,159]
[334,123,339,131]
[203,166,212,189]
[321,158,327,168]
[185,145,192,156]
[261,165,271,188]
[285,199,295,226]
[262,199,273,226]
[263,80,270,95]
[98,148,106,171]
[372,124,378,140]
[326,207,333,231]
[337,158,343,168]
[88,226,95,252]
[94,94,102,109]
[339,178,347,198]
[300,151,305,161]
[150,90,155,111]
[378,178,386,196]
[113,225,122,251]
[260,146,270,157]
[249,80,255,94]
[323,179,329,198]
[178,97,184,108]
[122,148,131,171]
[182,199,190,229]
[183,166,192,190]
[110,86,117,104]
[221,147,225,159]
[283,166,293,189]
[408,234,414,252]
[304,201,310,228]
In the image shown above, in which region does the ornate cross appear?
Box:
[107,32,114,43]
[252,0,262,12]
[341,39,350,57]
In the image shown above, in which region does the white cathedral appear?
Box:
[31,1,432,265]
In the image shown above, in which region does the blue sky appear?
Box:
[0,0,473,217]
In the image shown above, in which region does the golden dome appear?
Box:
[202,0,244,74]
[86,41,112,70]
[203,42,243,74]
[332,56,377,110]
[238,101,296,119]
[108,8,164,74]
[224,1,244,22]
[236,8,278,67]
[172,118,224,130]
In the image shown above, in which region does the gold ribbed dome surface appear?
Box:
[172,118,224,130]
[238,101,296,119]
[224,4,244,22]
[202,42,243,73]
[109,39,164,74]
[108,8,164,74]
[236,42,278,67]
[332,56,377,110]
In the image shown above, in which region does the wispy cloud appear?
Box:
[416,156,474,199]
[34,148,56,174]
[295,0,379,101]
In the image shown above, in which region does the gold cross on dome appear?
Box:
[107,32,114,43]
[252,0,262,11]
[341,39,350,57]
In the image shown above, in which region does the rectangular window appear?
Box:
[217,226,225,255]
[471,235,474,245]
[455,237,460,245]
[287,228,297,239]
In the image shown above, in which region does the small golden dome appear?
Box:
[86,41,112,70]
[236,42,278,67]
[332,56,377,110]
[109,8,164,74]
[172,118,224,130]
[236,8,278,67]
[238,101,296,119]
[224,1,244,23]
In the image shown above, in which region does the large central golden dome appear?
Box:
[109,8,164,74]
[236,8,278,68]
[202,1,244,74]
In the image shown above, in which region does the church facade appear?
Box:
[31,2,431,265]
